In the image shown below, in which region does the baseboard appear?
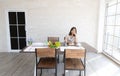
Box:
[102,52,120,65]
[9,50,21,52]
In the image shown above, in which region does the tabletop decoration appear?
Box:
[48,41,61,48]
[28,38,33,46]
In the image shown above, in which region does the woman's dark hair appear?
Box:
[69,27,77,36]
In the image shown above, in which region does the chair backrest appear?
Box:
[48,37,59,43]
[35,48,56,58]
[65,49,86,59]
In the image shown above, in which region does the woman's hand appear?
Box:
[74,35,78,44]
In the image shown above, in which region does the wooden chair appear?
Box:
[63,49,86,76]
[48,37,60,63]
[48,37,59,43]
[35,48,58,76]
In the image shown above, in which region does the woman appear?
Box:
[64,27,78,46]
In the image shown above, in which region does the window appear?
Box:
[8,12,26,50]
[104,0,120,61]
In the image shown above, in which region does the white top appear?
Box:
[67,36,75,43]
[23,42,85,52]
[65,35,78,45]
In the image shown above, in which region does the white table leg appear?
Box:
[34,63,36,76]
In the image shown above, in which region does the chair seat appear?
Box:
[65,58,84,70]
[37,58,57,69]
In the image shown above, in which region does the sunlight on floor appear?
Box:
[94,62,119,76]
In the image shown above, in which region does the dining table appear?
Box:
[21,42,85,76]
[22,42,85,52]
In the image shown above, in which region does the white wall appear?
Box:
[0,0,99,52]
[0,2,9,52]
[97,0,106,53]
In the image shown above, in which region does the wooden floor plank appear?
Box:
[0,53,35,76]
